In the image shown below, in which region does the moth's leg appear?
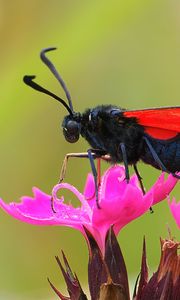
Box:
[59,150,108,209]
[133,164,153,213]
[97,158,101,187]
[59,152,96,183]
[88,149,110,208]
[50,152,99,213]
[119,142,130,182]
[86,153,111,203]
[59,149,107,182]
[133,164,145,195]
[50,196,57,213]
[52,153,92,213]
[143,136,180,179]
[50,151,107,213]
[85,159,100,201]
[87,149,101,208]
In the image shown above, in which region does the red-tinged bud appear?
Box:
[48,251,88,300]
[157,238,180,285]
[134,237,180,300]
[85,227,130,300]
[99,278,128,300]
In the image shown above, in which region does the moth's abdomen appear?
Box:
[141,135,180,172]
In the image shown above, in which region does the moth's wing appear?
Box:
[124,107,180,139]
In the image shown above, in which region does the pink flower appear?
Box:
[0,166,178,254]
[168,198,180,229]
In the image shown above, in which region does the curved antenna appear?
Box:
[40,47,74,113]
[23,75,73,115]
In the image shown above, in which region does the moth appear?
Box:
[23,48,180,207]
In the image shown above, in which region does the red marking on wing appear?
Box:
[124,107,180,140]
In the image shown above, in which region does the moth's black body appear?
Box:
[23,47,180,198]
[141,133,180,173]
[62,104,180,173]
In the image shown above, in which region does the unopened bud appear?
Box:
[99,280,128,300]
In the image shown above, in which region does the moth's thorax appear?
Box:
[81,105,124,131]
[80,105,145,163]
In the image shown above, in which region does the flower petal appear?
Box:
[91,166,153,245]
[83,173,96,209]
[99,165,140,201]
[0,186,90,229]
[148,173,179,205]
[0,166,178,254]
[168,198,180,229]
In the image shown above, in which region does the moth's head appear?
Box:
[62,114,81,143]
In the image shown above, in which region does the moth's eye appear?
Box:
[63,120,80,143]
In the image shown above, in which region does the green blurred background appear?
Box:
[0,0,179,299]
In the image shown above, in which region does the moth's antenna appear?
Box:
[40,47,74,113]
[23,75,73,115]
